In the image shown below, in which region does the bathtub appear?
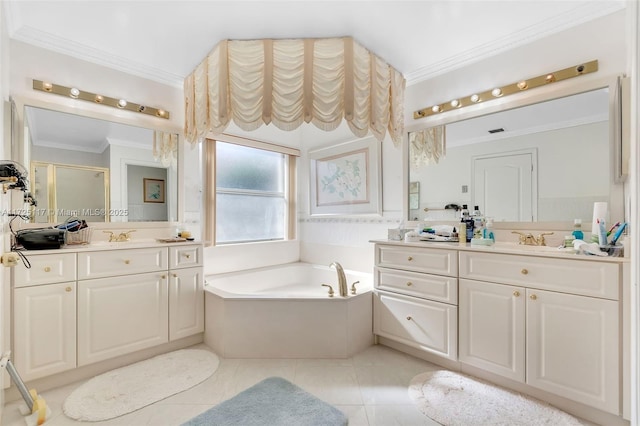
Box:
[204,262,374,358]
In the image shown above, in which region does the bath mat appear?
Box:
[408,370,584,425]
[182,376,347,426]
[63,348,219,421]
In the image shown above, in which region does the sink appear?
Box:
[492,242,574,254]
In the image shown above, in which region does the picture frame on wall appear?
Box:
[143,178,165,203]
[308,136,381,215]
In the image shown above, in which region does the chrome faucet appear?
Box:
[330,262,348,297]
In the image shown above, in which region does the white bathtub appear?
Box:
[204,262,374,358]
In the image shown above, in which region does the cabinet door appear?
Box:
[459,279,525,382]
[14,282,76,381]
[526,289,619,414]
[374,291,457,360]
[169,267,204,340]
[77,272,168,366]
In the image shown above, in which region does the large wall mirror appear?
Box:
[407,77,626,228]
[22,105,178,223]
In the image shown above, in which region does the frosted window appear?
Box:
[215,142,286,244]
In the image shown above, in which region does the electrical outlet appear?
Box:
[461,185,468,193]
[1,252,19,267]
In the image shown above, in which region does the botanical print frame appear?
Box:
[143,178,165,203]
[309,136,381,215]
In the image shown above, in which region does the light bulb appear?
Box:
[117,99,127,108]
[470,94,480,103]
[157,110,166,118]
[450,99,460,108]
[491,88,502,97]
[431,105,441,113]
[94,95,104,103]
[69,87,80,98]
[42,82,53,92]
[545,74,555,83]
[517,81,528,90]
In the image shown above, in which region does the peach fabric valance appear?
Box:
[184,37,405,146]
[409,126,446,168]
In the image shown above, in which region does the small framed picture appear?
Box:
[143,178,165,203]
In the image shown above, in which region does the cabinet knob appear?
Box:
[184,254,191,259]
[124,260,131,265]
[406,281,413,287]
[513,291,520,297]
[521,268,528,275]
[406,316,412,321]
[407,256,413,261]
[161,274,166,279]
[65,286,72,292]
[44,266,51,272]
[530,294,537,301]
[172,273,178,278]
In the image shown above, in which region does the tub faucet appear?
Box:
[330,262,348,297]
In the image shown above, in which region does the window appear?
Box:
[205,137,298,245]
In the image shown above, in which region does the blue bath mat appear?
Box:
[182,376,347,426]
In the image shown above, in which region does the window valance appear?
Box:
[184,37,405,146]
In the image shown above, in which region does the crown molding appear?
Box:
[10,25,184,88]
[405,1,626,86]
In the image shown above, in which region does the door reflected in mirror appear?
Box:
[24,106,178,223]
[408,87,617,224]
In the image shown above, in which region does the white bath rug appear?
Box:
[63,348,219,422]
[408,370,585,426]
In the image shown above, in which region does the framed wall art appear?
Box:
[143,178,165,203]
[308,136,381,215]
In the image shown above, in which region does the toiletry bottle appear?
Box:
[472,206,484,239]
[458,223,466,246]
[460,205,473,242]
[483,217,495,242]
[572,219,584,240]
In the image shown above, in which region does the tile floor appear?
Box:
[2,344,442,426]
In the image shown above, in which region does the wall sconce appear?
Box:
[32,80,171,120]
[414,60,598,119]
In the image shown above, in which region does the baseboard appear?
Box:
[4,334,204,404]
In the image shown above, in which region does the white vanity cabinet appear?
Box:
[12,242,205,381]
[168,245,204,341]
[13,253,77,381]
[459,251,620,414]
[373,244,458,360]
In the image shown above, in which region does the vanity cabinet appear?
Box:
[459,251,620,414]
[12,243,204,381]
[168,245,204,341]
[373,244,458,359]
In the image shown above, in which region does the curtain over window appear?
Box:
[184,37,405,147]
[409,126,446,168]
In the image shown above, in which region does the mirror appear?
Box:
[408,86,623,226]
[23,106,178,223]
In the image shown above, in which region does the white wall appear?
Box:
[127,165,168,222]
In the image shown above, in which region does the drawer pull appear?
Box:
[172,273,178,278]
[65,286,72,292]
[406,282,413,287]
[530,294,537,301]
[124,260,131,265]
[184,254,191,259]
[406,316,412,321]
[44,267,51,272]
[513,291,520,297]
[407,256,413,261]
[521,268,528,275]
[161,275,166,279]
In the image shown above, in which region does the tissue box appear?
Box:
[388,228,411,241]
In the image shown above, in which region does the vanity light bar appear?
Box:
[413,60,598,119]
[32,80,170,120]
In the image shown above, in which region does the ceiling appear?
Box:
[3,1,626,88]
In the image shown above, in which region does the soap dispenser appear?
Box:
[572,219,584,240]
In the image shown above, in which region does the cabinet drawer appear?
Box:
[78,247,168,280]
[14,253,76,287]
[374,291,457,360]
[376,245,457,276]
[169,245,203,269]
[459,251,620,300]
[375,267,457,304]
